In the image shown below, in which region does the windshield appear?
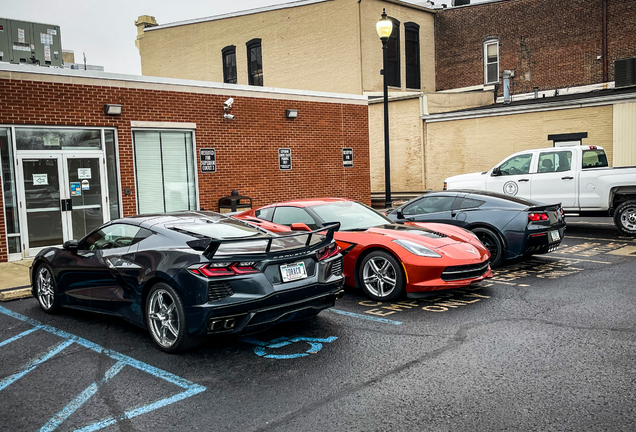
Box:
[311,201,392,231]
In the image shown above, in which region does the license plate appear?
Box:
[280,262,307,282]
[550,230,561,242]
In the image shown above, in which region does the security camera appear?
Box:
[223,113,235,120]
[223,98,234,111]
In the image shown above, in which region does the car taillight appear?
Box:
[316,242,340,261]
[189,262,258,277]
[559,208,564,217]
[528,213,549,221]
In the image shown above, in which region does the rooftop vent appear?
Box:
[615,58,636,88]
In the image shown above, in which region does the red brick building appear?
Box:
[435,0,636,95]
[0,64,370,262]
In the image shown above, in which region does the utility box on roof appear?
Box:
[0,18,10,63]
[0,18,63,67]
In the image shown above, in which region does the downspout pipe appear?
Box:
[602,0,608,83]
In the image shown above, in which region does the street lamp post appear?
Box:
[376,9,393,209]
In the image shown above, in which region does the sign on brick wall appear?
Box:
[200,148,216,172]
[279,148,291,170]
[343,147,353,167]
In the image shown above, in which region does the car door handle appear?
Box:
[518,179,530,182]
[561,176,574,180]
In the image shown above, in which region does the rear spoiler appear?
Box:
[527,203,561,212]
[187,222,340,260]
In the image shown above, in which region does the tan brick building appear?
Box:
[134,0,636,200]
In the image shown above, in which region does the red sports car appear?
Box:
[235,198,492,301]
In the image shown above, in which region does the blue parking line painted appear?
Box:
[74,384,210,432]
[241,336,338,359]
[0,326,41,348]
[0,305,206,431]
[40,361,127,432]
[328,308,403,325]
[0,339,74,392]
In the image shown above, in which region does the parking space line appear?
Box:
[40,361,127,432]
[0,305,206,431]
[0,339,74,391]
[0,326,41,348]
[328,308,403,325]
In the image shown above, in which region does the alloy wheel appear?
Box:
[147,289,180,349]
[620,205,636,232]
[37,266,55,310]
[362,256,397,298]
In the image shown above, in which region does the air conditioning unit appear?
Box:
[615,58,636,88]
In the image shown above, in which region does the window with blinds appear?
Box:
[133,131,197,214]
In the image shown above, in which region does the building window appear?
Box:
[484,39,499,84]
[246,38,263,86]
[386,19,400,87]
[405,22,420,90]
[133,130,197,214]
[0,128,20,254]
[222,45,237,84]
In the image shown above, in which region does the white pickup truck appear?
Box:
[443,146,636,236]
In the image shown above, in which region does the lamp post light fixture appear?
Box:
[376,8,393,209]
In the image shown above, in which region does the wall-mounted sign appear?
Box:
[279,148,292,170]
[70,182,81,196]
[33,174,48,185]
[342,147,353,167]
[81,179,90,190]
[200,148,216,173]
[78,168,91,179]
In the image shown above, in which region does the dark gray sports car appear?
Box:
[386,190,566,267]
[30,212,344,353]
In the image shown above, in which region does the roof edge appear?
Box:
[0,63,368,104]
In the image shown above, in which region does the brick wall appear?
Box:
[435,0,636,95]
[0,76,370,262]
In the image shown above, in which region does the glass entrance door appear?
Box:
[21,158,64,248]
[64,156,105,240]
[18,154,106,256]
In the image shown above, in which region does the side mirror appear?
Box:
[290,223,312,232]
[63,240,78,253]
[492,167,501,176]
[396,209,405,220]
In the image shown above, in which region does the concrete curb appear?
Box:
[0,286,32,302]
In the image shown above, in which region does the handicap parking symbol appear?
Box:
[241,336,338,359]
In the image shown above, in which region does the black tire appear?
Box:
[358,250,406,301]
[34,263,61,314]
[145,283,202,353]
[472,227,505,268]
[613,200,636,236]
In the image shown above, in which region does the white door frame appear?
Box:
[15,150,107,257]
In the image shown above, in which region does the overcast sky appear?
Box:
[3,0,490,76]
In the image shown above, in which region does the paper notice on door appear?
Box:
[78,168,92,179]
[33,174,48,186]
[81,179,90,190]
[70,182,81,196]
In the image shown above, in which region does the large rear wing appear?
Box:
[186,222,340,260]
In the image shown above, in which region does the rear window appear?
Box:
[457,198,486,209]
[582,149,609,169]
[172,219,262,239]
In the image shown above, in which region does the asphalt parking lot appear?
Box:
[1,218,635,431]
